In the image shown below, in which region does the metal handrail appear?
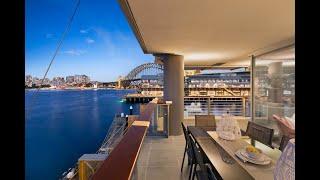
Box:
[97,115,127,153]
[61,115,128,179]
[184,96,249,117]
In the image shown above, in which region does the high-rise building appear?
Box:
[66,76,75,84]
[51,77,65,86]
[82,75,90,83]
[36,78,50,86]
[74,75,90,84]
[32,77,40,86]
[25,75,33,87]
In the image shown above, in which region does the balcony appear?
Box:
[77,98,287,180]
[76,0,294,178]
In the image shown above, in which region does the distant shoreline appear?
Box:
[26,87,114,90]
[25,87,135,91]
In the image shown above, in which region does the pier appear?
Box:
[124,93,159,103]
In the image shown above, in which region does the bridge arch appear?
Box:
[124,63,164,80]
[121,63,164,88]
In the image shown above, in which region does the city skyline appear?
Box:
[25,74,93,81]
[25,0,153,82]
[25,74,92,87]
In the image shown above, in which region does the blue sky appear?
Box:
[25,0,153,82]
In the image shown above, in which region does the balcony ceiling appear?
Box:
[119,0,294,66]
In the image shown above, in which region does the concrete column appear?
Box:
[163,54,184,136]
[250,56,255,122]
[268,62,283,103]
[267,62,284,121]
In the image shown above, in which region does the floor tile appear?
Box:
[135,118,195,180]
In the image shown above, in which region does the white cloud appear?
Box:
[80,28,91,34]
[80,30,87,33]
[46,33,54,38]
[86,38,95,44]
[61,49,87,56]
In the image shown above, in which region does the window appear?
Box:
[253,46,295,146]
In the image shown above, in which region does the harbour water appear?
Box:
[25,89,139,180]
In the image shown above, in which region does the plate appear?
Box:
[236,149,271,165]
[240,150,264,162]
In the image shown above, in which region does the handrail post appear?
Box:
[242,97,246,117]
[207,97,210,115]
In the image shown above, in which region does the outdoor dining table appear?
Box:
[187,125,282,180]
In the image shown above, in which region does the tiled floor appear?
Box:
[133,119,194,180]
[135,135,190,180]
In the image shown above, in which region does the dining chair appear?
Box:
[279,135,293,151]
[181,122,196,180]
[189,134,217,180]
[195,115,216,127]
[245,121,274,148]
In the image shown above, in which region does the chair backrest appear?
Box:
[181,123,194,153]
[279,135,293,151]
[181,122,189,142]
[245,121,274,148]
[195,115,216,127]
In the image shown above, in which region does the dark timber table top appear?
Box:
[187,125,255,180]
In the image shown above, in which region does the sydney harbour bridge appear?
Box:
[102,63,164,89]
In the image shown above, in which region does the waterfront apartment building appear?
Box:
[140,74,163,88]
[66,76,75,84]
[39,78,50,86]
[51,77,65,87]
[185,71,250,89]
[25,75,33,87]
[31,77,40,86]
[74,75,90,84]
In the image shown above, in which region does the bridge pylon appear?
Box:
[116,76,124,89]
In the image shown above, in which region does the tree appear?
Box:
[85,83,93,87]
